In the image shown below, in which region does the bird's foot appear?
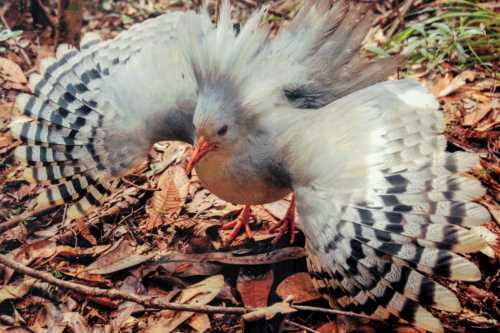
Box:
[271,196,296,245]
[222,205,254,245]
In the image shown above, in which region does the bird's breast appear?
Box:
[195,152,290,205]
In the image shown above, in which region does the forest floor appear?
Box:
[0,1,498,332]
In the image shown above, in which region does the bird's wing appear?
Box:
[285,79,490,332]
[10,11,211,220]
[267,0,402,108]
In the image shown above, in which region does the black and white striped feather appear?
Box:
[285,80,490,333]
[10,11,206,220]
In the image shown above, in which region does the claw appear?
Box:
[272,196,296,245]
[223,205,254,244]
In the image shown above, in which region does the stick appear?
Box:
[284,320,318,333]
[292,305,372,320]
[0,205,60,233]
[0,253,247,315]
[0,253,373,320]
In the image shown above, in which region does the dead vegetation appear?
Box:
[0,1,498,332]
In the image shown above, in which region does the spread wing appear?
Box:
[288,79,490,332]
[10,11,212,220]
[267,0,402,108]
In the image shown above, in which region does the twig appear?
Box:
[292,305,372,320]
[121,176,159,192]
[152,247,306,266]
[0,253,248,315]
[0,252,373,320]
[284,319,318,333]
[0,205,59,233]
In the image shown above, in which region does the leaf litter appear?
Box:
[0,1,498,332]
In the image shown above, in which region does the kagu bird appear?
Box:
[9,1,491,332]
[181,2,491,333]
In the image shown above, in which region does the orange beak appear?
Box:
[186,136,216,174]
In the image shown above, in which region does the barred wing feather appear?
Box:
[10,11,211,220]
[290,79,490,333]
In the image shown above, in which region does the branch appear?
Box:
[0,205,60,233]
[0,253,372,320]
[0,253,247,315]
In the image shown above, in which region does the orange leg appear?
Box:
[272,195,296,245]
[222,205,254,244]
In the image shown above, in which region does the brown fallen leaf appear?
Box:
[476,107,499,132]
[85,236,152,274]
[431,73,453,97]
[187,313,211,333]
[276,272,321,303]
[436,70,476,97]
[144,275,224,333]
[317,322,339,333]
[3,240,57,283]
[237,268,274,308]
[75,218,97,245]
[55,244,110,259]
[394,327,424,333]
[61,0,83,46]
[0,133,14,149]
[463,101,493,127]
[146,165,189,229]
[0,57,27,84]
[0,277,36,303]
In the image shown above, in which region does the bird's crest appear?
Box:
[179,0,297,111]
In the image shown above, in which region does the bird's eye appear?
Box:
[217,125,228,136]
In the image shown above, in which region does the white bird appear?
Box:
[11,0,400,242]
[182,2,491,332]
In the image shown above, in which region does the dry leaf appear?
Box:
[3,240,57,282]
[318,322,339,333]
[61,0,83,46]
[146,166,189,229]
[86,236,152,274]
[237,269,274,307]
[394,327,424,333]
[463,102,492,127]
[431,74,453,97]
[0,134,13,149]
[75,218,97,245]
[0,277,36,303]
[145,275,224,333]
[276,272,321,303]
[436,71,476,97]
[187,313,211,333]
[471,225,499,258]
[476,107,499,132]
[0,57,27,84]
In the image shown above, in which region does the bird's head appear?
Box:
[186,81,244,174]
